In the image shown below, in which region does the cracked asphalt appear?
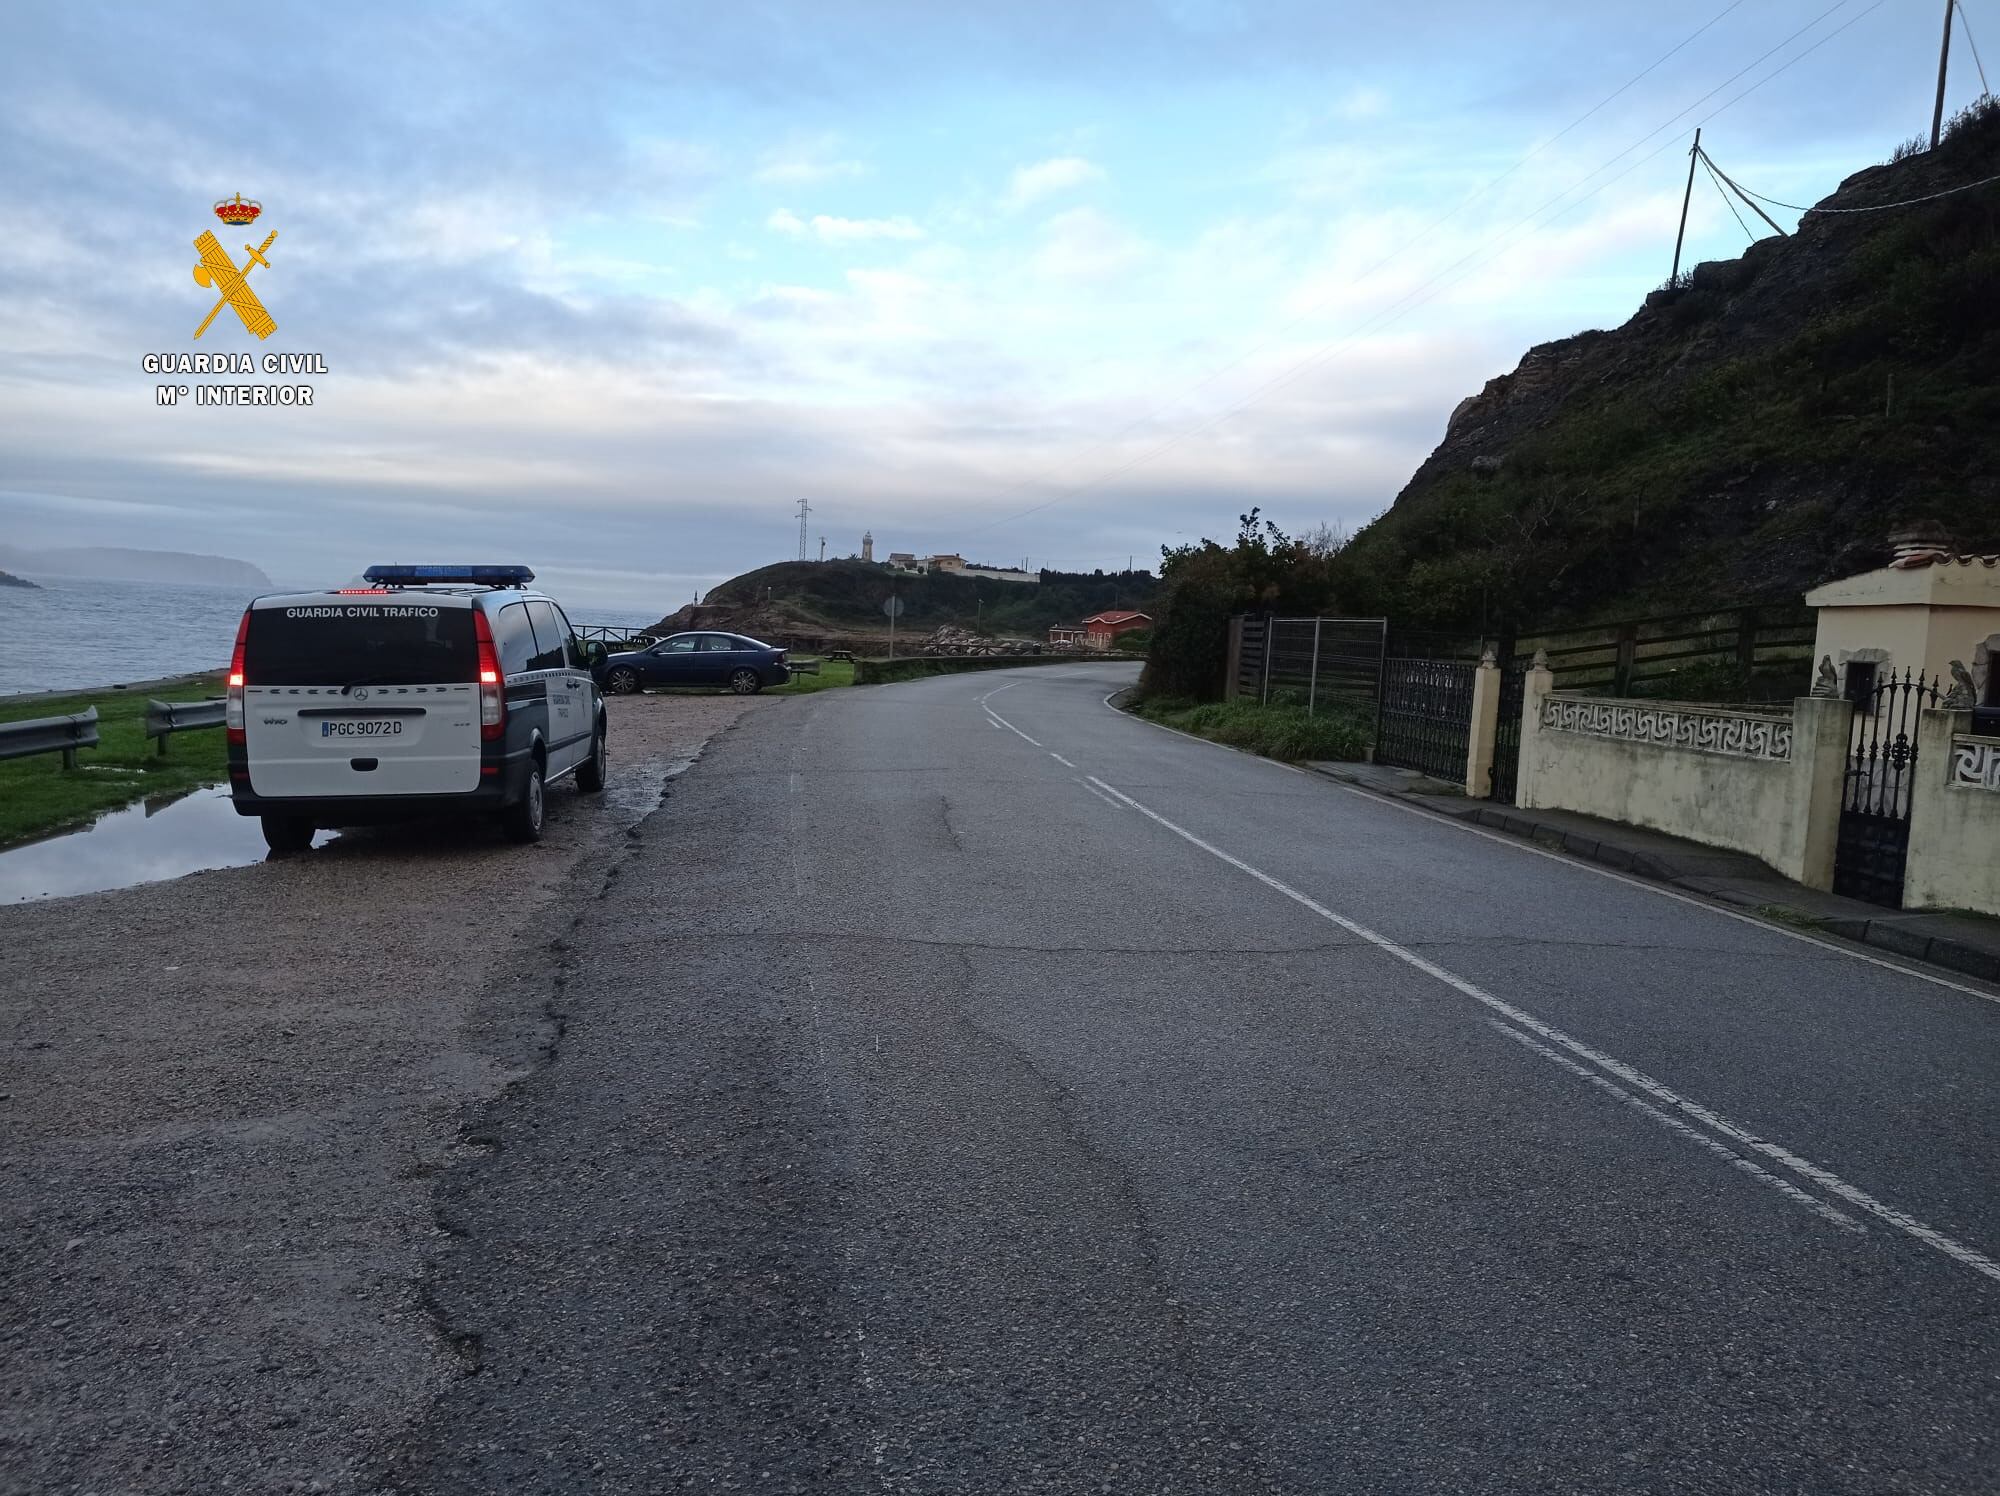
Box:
[383,661,2000,1494]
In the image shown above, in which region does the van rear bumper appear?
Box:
[228,745,533,823]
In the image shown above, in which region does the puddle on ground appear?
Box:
[0,787,332,905]
[0,752,695,906]
[604,753,695,823]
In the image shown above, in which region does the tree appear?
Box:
[1138,509,1340,700]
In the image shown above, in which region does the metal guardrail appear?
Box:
[0,707,99,768]
[146,698,226,755]
[572,624,659,649]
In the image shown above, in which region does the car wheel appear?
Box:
[502,760,546,843]
[606,666,641,695]
[729,668,762,695]
[261,814,314,854]
[577,721,607,793]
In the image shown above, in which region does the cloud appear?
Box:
[767,209,925,244]
[1336,86,1389,121]
[754,135,866,185]
[1030,207,1148,280]
[1005,156,1104,210]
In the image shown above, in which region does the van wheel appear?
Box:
[261,815,315,854]
[503,761,546,843]
[607,666,640,695]
[577,723,607,792]
[729,669,762,695]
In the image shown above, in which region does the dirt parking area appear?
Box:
[0,693,764,1496]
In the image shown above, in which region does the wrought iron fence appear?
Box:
[1489,659,1527,803]
[1834,668,1944,907]
[1375,657,1476,784]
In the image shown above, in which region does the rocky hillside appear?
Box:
[1334,98,2000,631]
[651,559,1157,649]
[0,545,273,590]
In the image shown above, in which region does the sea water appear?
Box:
[0,575,663,696]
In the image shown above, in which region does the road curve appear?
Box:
[381,661,2000,1495]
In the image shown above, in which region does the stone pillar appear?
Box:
[1783,693,1854,891]
[1224,616,1244,702]
[1904,707,1976,910]
[1464,649,1502,799]
[1513,651,1555,810]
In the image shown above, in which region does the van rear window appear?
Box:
[246,605,477,686]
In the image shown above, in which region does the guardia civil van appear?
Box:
[226,565,608,852]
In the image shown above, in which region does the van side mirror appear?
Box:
[576,639,608,668]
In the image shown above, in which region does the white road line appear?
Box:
[984,706,1042,748]
[1078,778,1126,810]
[1049,752,1077,769]
[1084,774,2000,1286]
[1483,1019,1863,1233]
[1328,782,2000,1009]
[979,680,1025,705]
[1103,689,2000,1008]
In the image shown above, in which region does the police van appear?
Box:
[226,565,609,851]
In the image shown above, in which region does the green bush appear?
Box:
[1131,695,1370,762]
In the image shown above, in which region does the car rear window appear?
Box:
[246,603,477,686]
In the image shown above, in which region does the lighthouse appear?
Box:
[862,530,875,563]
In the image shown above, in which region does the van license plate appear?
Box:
[321,719,405,738]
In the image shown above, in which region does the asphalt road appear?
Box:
[380,662,2000,1495]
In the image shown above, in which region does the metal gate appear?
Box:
[1374,657,1475,785]
[1237,615,1269,699]
[1489,659,1527,804]
[1833,669,1942,907]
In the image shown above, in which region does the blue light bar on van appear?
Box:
[362,564,535,586]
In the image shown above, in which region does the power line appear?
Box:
[1958,0,1992,94]
[1703,155,1758,242]
[1725,164,2000,213]
[959,0,1880,542]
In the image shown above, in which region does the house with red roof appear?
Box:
[1080,610,1153,651]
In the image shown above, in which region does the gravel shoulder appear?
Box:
[0,693,762,1496]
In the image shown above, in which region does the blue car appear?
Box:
[601,632,790,695]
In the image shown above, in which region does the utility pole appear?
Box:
[795,497,811,562]
[1932,0,1956,150]
[1701,146,1788,238]
[1671,128,1701,282]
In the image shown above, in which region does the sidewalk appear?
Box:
[1304,761,2000,987]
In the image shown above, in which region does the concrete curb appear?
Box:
[1301,764,2000,988]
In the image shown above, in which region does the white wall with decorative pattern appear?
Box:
[1516,672,1852,890]
[1905,712,2000,916]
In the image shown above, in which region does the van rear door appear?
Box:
[241,602,482,798]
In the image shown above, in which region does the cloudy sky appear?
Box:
[0,0,1973,609]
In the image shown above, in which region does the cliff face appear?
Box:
[1335,101,2000,630]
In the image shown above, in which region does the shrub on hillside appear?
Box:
[1139,510,1341,701]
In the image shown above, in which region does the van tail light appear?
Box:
[473,609,505,740]
[225,610,250,743]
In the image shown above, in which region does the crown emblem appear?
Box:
[213,193,262,227]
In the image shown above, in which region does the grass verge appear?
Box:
[0,677,228,848]
[769,658,856,694]
[1129,694,1372,762]
[852,654,1139,686]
